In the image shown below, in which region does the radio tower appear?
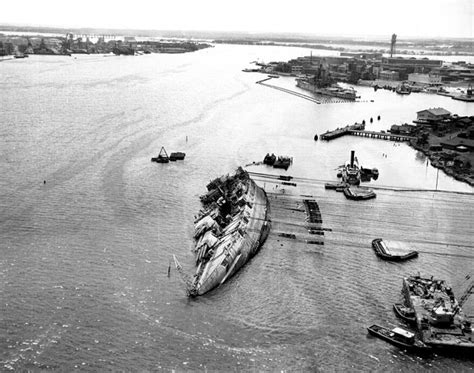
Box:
[390,34,397,57]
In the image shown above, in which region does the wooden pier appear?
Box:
[320,124,365,141]
[348,130,415,142]
[320,125,414,142]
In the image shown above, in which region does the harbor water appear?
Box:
[1,44,473,371]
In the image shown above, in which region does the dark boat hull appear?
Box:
[367,325,430,353]
[343,187,376,200]
[151,157,169,163]
[393,303,417,325]
[273,162,290,170]
[263,154,276,165]
[371,238,418,261]
[169,152,186,161]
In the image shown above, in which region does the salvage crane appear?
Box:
[455,277,474,318]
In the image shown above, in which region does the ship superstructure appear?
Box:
[176,167,270,296]
[402,275,473,352]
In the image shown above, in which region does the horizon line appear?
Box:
[1,23,473,41]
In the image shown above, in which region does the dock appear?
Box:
[320,124,414,142]
[320,123,365,140]
[349,130,415,142]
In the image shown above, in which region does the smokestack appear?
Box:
[390,33,397,58]
[350,150,355,167]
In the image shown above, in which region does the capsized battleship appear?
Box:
[174,167,271,296]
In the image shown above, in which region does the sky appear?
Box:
[0,0,472,39]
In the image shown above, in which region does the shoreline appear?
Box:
[408,139,474,187]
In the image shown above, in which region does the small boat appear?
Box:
[452,84,474,102]
[367,324,430,352]
[360,167,379,181]
[393,303,417,325]
[169,152,186,161]
[273,156,292,170]
[395,84,411,95]
[343,187,376,200]
[263,153,276,165]
[325,182,346,190]
[371,238,418,261]
[396,83,411,95]
[341,151,361,185]
[151,146,170,163]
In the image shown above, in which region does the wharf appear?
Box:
[349,130,414,142]
[320,123,365,140]
[320,125,414,142]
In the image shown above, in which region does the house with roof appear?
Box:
[417,107,451,122]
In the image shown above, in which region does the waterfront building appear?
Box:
[382,57,443,69]
[380,56,443,80]
[440,138,474,152]
[291,65,303,75]
[417,107,451,122]
[407,73,442,86]
[379,70,400,81]
[390,124,417,135]
[340,52,383,59]
[430,64,474,83]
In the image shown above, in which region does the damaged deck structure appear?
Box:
[402,275,474,352]
[177,167,271,296]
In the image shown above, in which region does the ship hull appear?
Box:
[296,79,357,101]
[402,276,474,353]
[191,169,271,296]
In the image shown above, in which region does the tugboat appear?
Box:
[395,83,411,95]
[393,303,417,325]
[452,84,474,102]
[367,324,430,352]
[273,156,293,170]
[151,147,170,163]
[341,151,361,185]
[263,153,277,166]
[360,167,379,181]
[371,238,418,261]
[169,152,186,161]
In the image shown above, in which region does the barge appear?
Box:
[151,146,169,163]
[343,187,376,200]
[176,167,271,296]
[372,238,418,261]
[402,275,474,353]
[367,324,430,352]
[273,156,292,170]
